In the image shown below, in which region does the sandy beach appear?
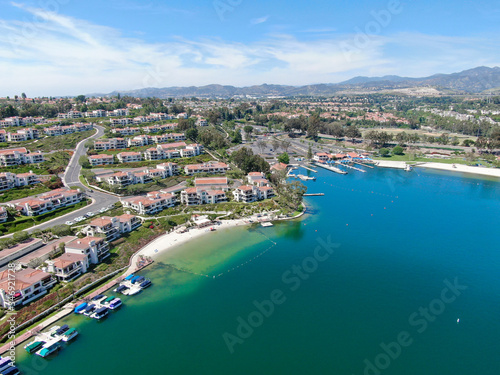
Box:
[414,162,500,178]
[126,217,261,274]
[374,160,409,169]
[375,160,500,178]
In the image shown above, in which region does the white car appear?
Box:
[65,221,74,226]
[74,216,85,222]
[86,212,95,217]
[99,207,107,213]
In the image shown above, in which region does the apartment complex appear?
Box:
[6,188,85,216]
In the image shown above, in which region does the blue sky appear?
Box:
[0,0,499,96]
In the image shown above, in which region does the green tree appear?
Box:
[79,155,91,169]
[307,144,313,160]
[186,127,199,142]
[12,231,30,243]
[379,148,390,157]
[278,152,290,164]
[75,95,86,103]
[344,126,361,142]
[243,125,253,140]
[392,146,404,155]
[232,129,242,144]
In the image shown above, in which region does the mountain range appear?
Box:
[104,66,500,98]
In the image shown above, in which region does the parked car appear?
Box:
[65,221,74,226]
[86,212,95,217]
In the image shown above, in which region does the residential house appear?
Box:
[46,253,88,282]
[94,138,127,151]
[0,148,44,166]
[121,192,176,215]
[0,268,56,308]
[194,177,229,191]
[65,236,110,264]
[184,161,229,176]
[117,152,142,163]
[88,154,114,166]
[0,207,7,223]
[7,188,84,216]
[233,185,275,203]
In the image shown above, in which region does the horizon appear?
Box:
[1,0,499,96]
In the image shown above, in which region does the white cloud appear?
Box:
[251,16,270,25]
[0,6,498,96]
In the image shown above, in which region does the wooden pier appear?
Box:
[304,193,324,196]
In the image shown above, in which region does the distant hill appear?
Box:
[101,66,500,98]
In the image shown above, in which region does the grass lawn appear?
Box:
[0,184,51,203]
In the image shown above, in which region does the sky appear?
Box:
[0,0,499,96]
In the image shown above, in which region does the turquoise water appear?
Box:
[16,167,500,375]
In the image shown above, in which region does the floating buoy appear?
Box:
[457,318,460,323]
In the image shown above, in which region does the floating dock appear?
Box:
[303,193,324,196]
[314,162,347,174]
[336,161,366,173]
[261,222,274,227]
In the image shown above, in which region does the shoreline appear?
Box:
[414,162,500,178]
[4,210,306,354]
[376,160,500,178]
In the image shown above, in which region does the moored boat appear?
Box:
[83,304,96,316]
[114,285,129,294]
[0,358,13,371]
[36,339,61,358]
[131,276,145,285]
[140,279,152,289]
[61,328,78,342]
[24,340,45,354]
[108,298,122,310]
[52,325,69,337]
[74,302,87,314]
[91,307,108,320]
[1,365,20,375]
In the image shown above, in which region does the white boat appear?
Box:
[61,328,79,342]
[36,338,62,357]
[90,307,109,320]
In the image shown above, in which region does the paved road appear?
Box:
[23,126,119,235]
[63,124,105,188]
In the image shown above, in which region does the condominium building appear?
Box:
[7,188,84,216]
[65,236,110,264]
[0,268,57,308]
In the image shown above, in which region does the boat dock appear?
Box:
[300,164,318,173]
[314,162,347,175]
[303,193,324,196]
[353,161,374,169]
[336,161,366,173]
[297,174,316,181]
